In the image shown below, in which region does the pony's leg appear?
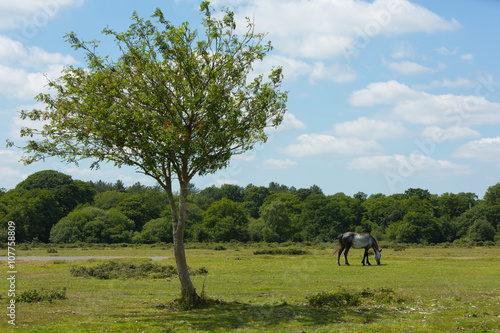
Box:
[344,245,351,266]
[337,247,344,266]
[361,248,367,266]
[365,248,371,266]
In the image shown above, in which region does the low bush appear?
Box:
[253,248,309,255]
[16,288,67,303]
[70,261,208,279]
[307,288,360,307]
[307,287,406,308]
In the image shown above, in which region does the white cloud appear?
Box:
[309,62,357,83]
[254,55,356,83]
[349,153,471,176]
[452,137,500,161]
[386,60,432,75]
[349,80,419,106]
[393,94,500,126]
[0,36,76,100]
[262,158,297,169]
[434,46,458,56]
[421,126,480,143]
[460,54,474,63]
[233,153,257,163]
[414,77,474,90]
[0,149,24,165]
[391,41,416,59]
[333,117,411,139]
[350,80,500,126]
[208,178,240,187]
[275,113,307,132]
[215,0,459,61]
[0,0,84,30]
[282,134,382,157]
[0,166,29,189]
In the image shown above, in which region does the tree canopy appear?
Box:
[9,2,287,305]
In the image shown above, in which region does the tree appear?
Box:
[242,185,270,218]
[10,2,287,304]
[49,206,134,243]
[395,212,442,244]
[260,200,291,242]
[468,218,495,242]
[138,217,173,243]
[0,189,61,242]
[14,170,95,215]
[201,198,249,242]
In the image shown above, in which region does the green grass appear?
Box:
[2,244,499,332]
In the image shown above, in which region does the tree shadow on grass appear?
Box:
[138,301,396,331]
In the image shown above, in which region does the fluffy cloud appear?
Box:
[460,54,474,63]
[414,77,474,90]
[391,41,416,59]
[349,80,419,106]
[253,54,356,84]
[350,80,500,126]
[349,153,471,176]
[333,117,412,139]
[213,0,459,61]
[262,158,298,169]
[0,0,84,30]
[282,134,382,157]
[0,36,76,100]
[421,126,480,143]
[0,166,29,189]
[275,113,306,132]
[434,46,458,56]
[452,137,500,161]
[385,60,432,75]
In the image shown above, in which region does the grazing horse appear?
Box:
[333,232,382,266]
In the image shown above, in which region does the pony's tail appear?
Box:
[332,233,343,255]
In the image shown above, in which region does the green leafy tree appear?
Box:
[10,2,287,304]
[201,198,249,242]
[404,188,431,200]
[483,183,500,231]
[363,195,405,230]
[242,185,270,218]
[468,218,496,242]
[395,212,442,244]
[116,196,149,230]
[219,184,244,202]
[295,185,324,201]
[137,217,173,243]
[49,207,134,243]
[14,170,95,215]
[437,192,476,219]
[0,189,61,242]
[260,200,291,242]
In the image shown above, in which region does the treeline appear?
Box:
[1,170,499,245]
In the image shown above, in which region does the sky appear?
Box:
[1,0,499,197]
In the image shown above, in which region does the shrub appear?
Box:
[16,288,67,303]
[307,287,406,308]
[70,260,207,279]
[253,248,309,255]
[307,288,360,307]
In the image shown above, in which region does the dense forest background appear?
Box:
[1,170,499,245]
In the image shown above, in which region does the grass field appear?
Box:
[2,244,499,332]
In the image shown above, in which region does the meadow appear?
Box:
[2,243,499,332]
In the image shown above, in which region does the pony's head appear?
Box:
[374,249,382,265]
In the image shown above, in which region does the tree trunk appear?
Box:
[169,178,198,304]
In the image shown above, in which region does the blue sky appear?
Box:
[1,0,499,197]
